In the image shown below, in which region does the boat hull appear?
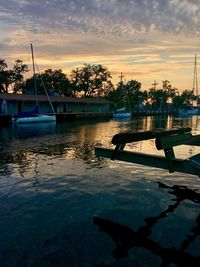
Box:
[13,115,56,124]
[113,112,131,118]
[179,110,198,116]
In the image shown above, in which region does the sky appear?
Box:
[0,0,200,92]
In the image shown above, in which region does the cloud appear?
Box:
[0,0,199,90]
[1,0,200,38]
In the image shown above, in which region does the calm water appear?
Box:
[0,115,200,266]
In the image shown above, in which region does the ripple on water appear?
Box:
[0,117,200,266]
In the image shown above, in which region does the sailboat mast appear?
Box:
[31,44,38,107]
[192,55,198,95]
[195,55,198,98]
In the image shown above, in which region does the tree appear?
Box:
[125,80,142,109]
[70,64,112,97]
[162,80,177,102]
[172,94,184,111]
[197,95,200,106]
[147,81,178,111]
[106,79,141,110]
[171,89,197,111]
[180,90,196,107]
[0,59,28,93]
[70,68,80,96]
[106,82,125,109]
[96,80,114,97]
[148,88,168,110]
[140,90,149,110]
[24,69,71,96]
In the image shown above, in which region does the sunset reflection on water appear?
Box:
[0,115,200,266]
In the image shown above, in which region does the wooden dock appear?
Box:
[95,128,200,177]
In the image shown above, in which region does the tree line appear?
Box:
[0,58,199,111]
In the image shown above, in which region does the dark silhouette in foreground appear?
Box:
[94,182,200,266]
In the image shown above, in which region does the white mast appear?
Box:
[192,54,198,98]
[31,43,38,107]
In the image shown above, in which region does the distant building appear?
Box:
[0,93,112,117]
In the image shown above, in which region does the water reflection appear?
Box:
[0,113,200,267]
[0,116,200,176]
[126,115,200,134]
[94,182,200,266]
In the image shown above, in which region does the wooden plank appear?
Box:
[156,133,200,150]
[111,128,191,145]
[189,154,200,170]
[95,147,200,176]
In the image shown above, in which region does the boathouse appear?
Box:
[0,93,112,122]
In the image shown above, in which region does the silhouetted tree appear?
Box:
[147,81,178,111]
[106,79,141,110]
[24,69,71,96]
[106,82,125,109]
[0,59,28,93]
[148,88,167,110]
[162,80,176,97]
[180,89,196,107]
[125,80,142,109]
[70,68,80,96]
[70,64,112,97]
[96,80,114,97]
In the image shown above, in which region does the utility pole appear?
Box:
[152,80,158,90]
[119,72,125,83]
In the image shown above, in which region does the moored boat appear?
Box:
[13,44,56,124]
[112,107,131,118]
[13,114,56,124]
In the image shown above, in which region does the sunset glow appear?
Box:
[0,0,199,92]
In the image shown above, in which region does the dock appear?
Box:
[95,128,200,177]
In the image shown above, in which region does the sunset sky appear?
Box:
[0,0,199,92]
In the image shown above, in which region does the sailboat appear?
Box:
[179,54,199,116]
[13,44,56,124]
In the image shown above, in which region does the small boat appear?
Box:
[113,112,131,118]
[178,108,198,117]
[112,107,131,118]
[13,44,56,124]
[14,114,56,124]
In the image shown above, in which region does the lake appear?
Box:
[0,115,200,266]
